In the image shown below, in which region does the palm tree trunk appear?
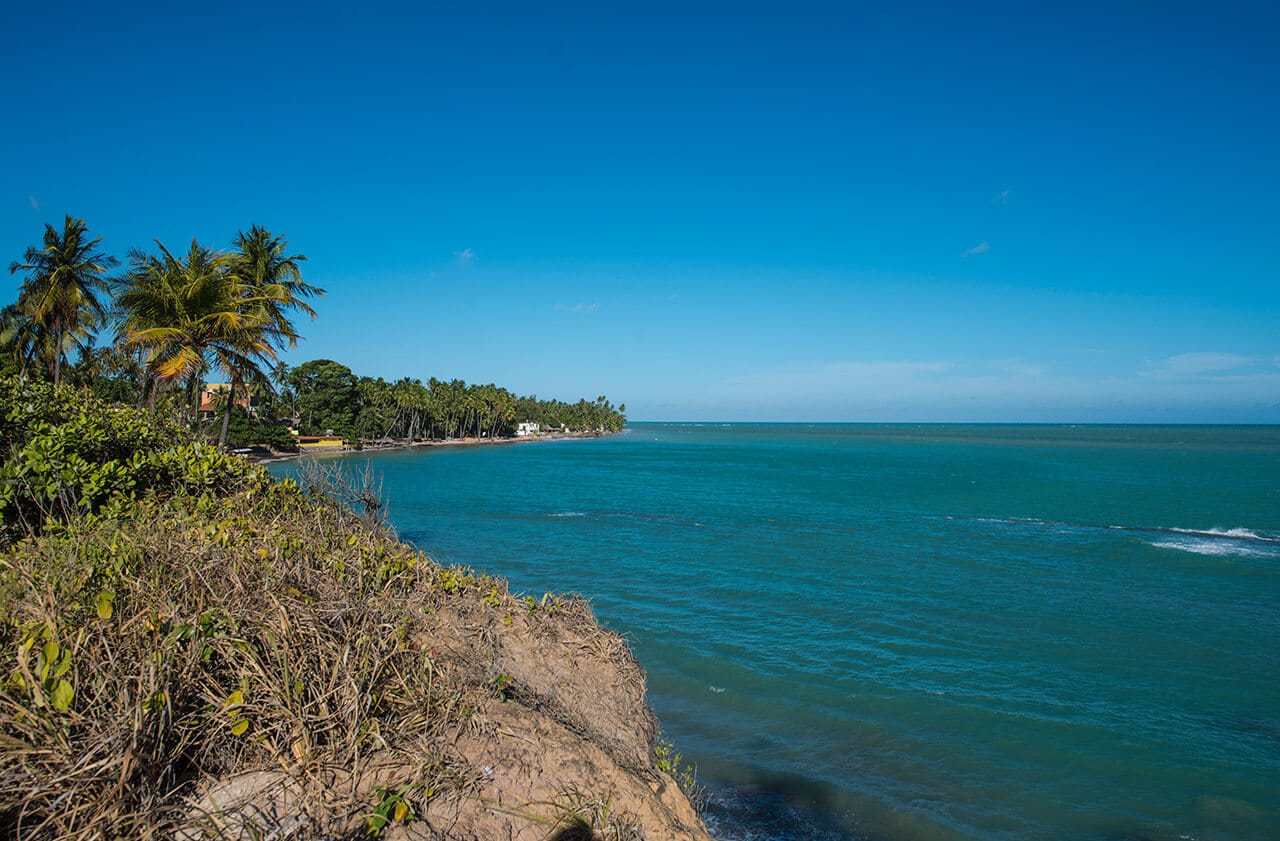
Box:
[219,380,236,448]
[53,327,64,386]
[186,375,201,428]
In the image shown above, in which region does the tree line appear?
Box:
[284,359,625,442]
[3,215,625,449]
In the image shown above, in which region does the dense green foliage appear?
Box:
[287,359,626,441]
[0,379,257,545]
[515,392,628,435]
[114,226,321,447]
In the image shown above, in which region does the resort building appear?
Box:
[516,422,541,437]
[198,383,258,421]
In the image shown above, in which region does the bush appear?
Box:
[0,378,261,544]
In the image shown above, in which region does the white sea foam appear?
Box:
[1168,526,1272,541]
[549,511,587,518]
[1102,523,1278,544]
[1149,538,1277,558]
[975,516,1050,527]
[981,518,1279,550]
[710,685,726,693]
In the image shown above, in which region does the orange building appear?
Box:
[198,384,257,419]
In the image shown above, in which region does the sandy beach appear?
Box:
[252,429,614,464]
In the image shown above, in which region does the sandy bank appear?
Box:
[254,430,617,464]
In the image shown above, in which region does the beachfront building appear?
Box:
[516,422,541,437]
[198,383,258,421]
[296,434,345,450]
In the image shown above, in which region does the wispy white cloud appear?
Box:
[452,247,474,264]
[963,241,990,256]
[555,302,599,314]
[28,196,39,211]
[992,189,1010,205]
[1150,352,1253,377]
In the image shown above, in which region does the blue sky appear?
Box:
[3,2,1277,421]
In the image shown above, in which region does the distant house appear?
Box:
[198,383,258,420]
[516,422,540,437]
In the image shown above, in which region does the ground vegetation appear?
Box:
[0,378,704,840]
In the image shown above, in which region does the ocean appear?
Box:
[271,424,1280,841]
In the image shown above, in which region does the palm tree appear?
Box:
[270,360,296,421]
[8,216,117,384]
[221,222,320,445]
[229,226,322,346]
[114,228,321,446]
[115,239,268,425]
[208,322,278,446]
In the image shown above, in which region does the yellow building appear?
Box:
[296,435,345,450]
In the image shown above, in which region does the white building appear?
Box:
[516,422,540,437]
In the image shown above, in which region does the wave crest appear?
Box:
[1149,537,1278,558]
[1167,526,1273,542]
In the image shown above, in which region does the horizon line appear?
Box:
[624,420,1280,427]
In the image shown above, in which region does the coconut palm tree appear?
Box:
[270,360,296,422]
[117,228,322,447]
[115,239,269,425]
[7,216,117,384]
[214,228,321,444]
[216,227,323,444]
[229,225,322,348]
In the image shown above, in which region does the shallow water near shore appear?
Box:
[272,424,1280,841]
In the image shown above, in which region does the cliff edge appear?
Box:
[0,381,711,840]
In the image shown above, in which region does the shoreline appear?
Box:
[252,429,617,464]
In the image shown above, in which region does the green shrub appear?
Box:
[0,378,261,544]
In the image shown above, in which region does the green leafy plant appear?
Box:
[365,784,418,836]
[653,736,706,809]
[489,671,513,701]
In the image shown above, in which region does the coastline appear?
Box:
[253,429,618,464]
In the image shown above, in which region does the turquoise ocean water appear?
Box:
[272,424,1280,841]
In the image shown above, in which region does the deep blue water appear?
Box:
[272,424,1280,841]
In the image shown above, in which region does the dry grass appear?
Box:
[0,475,495,839]
[0,381,707,841]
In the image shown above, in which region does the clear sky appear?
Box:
[3,2,1277,422]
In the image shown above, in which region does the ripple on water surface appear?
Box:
[272,424,1280,841]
